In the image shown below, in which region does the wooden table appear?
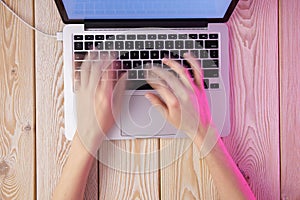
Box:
[0,0,299,199]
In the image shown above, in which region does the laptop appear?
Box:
[54,0,238,140]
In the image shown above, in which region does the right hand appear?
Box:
[145,53,214,142]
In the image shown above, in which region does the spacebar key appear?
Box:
[126,80,153,90]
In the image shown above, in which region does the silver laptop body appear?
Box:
[54,0,239,140]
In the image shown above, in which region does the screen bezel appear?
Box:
[54,0,239,26]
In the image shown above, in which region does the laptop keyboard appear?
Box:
[73,32,220,90]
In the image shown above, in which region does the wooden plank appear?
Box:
[0,0,35,199]
[224,0,280,199]
[160,139,219,199]
[99,139,160,199]
[34,0,98,199]
[279,0,300,198]
[160,0,280,199]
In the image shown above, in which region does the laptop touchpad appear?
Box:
[120,95,176,137]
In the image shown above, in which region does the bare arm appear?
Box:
[146,54,255,199]
[52,133,97,200]
[52,56,125,200]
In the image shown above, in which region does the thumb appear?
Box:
[145,93,168,118]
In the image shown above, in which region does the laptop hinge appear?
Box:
[84,20,208,30]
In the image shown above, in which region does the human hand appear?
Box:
[75,54,125,155]
[145,53,214,143]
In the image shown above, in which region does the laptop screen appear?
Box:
[62,0,232,20]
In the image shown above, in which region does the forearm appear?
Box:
[52,133,97,200]
[194,131,255,200]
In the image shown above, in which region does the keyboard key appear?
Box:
[190,50,199,58]
[189,34,198,39]
[95,35,104,40]
[185,40,194,49]
[100,51,109,59]
[95,42,104,50]
[120,51,129,59]
[200,50,209,58]
[133,61,142,69]
[106,35,115,40]
[137,34,147,40]
[141,51,150,59]
[175,41,184,49]
[123,61,132,69]
[74,52,87,60]
[199,34,208,39]
[153,60,162,67]
[145,41,154,49]
[160,50,169,58]
[116,35,125,40]
[74,35,83,40]
[85,35,94,40]
[117,70,127,79]
[130,51,140,59]
[204,69,219,78]
[138,70,146,79]
[170,50,180,59]
[183,60,191,68]
[105,41,114,50]
[125,41,134,49]
[110,51,119,59]
[128,70,137,79]
[203,60,219,68]
[195,40,204,49]
[115,41,124,50]
[210,83,219,89]
[127,35,136,40]
[148,34,157,40]
[158,34,167,39]
[90,51,99,60]
[210,50,219,58]
[179,34,188,39]
[74,42,83,50]
[135,41,144,49]
[114,61,122,69]
[155,41,164,49]
[168,34,177,39]
[165,41,174,49]
[205,40,219,48]
[203,79,209,89]
[209,34,218,39]
[143,60,152,69]
[85,42,93,50]
[150,51,160,59]
[180,50,188,57]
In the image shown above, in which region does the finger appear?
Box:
[162,58,193,89]
[112,73,127,118]
[183,53,204,90]
[89,60,102,88]
[150,67,186,97]
[146,78,178,110]
[80,60,91,88]
[145,93,168,118]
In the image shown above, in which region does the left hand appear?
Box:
[75,55,125,155]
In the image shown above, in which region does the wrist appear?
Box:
[194,125,220,159]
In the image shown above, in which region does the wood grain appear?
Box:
[34,0,98,199]
[0,0,35,199]
[98,139,160,199]
[279,0,300,199]
[160,139,219,199]
[225,0,280,199]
